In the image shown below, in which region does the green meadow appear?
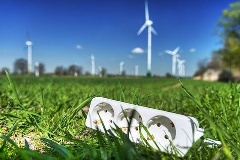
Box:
[0,75,239,159]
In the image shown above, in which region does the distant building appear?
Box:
[194,69,233,82]
[194,69,221,82]
[202,69,222,81]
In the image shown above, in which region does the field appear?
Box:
[0,75,239,159]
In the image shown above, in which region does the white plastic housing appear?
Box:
[85,97,204,157]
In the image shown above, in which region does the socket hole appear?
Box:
[157,123,161,127]
[105,110,108,112]
[135,127,138,131]
[164,135,169,139]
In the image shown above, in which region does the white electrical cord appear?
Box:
[203,138,222,148]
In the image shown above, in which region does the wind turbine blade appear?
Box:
[173,46,180,55]
[145,1,149,20]
[165,50,173,55]
[151,26,157,35]
[137,23,147,35]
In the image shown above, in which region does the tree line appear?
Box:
[0,58,107,77]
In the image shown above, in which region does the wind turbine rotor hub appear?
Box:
[26,41,33,46]
[146,20,153,26]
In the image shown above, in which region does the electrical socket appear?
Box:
[142,115,176,151]
[85,97,204,157]
[116,109,142,142]
[90,102,114,131]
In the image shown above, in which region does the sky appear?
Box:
[0,0,238,76]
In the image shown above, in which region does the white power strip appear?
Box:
[85,97,205,157]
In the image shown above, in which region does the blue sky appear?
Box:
[0,0,238,76]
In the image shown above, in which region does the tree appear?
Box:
[68,65,82,76]
[194,56,223,77]
[100,67,107,77]
[85,71,91,76]
[98,67,107,77]
[193,58,209,77]
[121,70,126,76]
[0,67,9,75]
[165,72,174,78]
[219,2,240,36]
[55,66,64,76]
[14,58,28,74]
[207,54,223,70]
[35,62,45,75]
[219,69,233,82]
[216,2,240,69]
[39,63,45,75]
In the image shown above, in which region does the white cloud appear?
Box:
[76,45,82,49]
[132,47,144,54]
[189,48,196,53]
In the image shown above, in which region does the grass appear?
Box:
[0,74,239,159]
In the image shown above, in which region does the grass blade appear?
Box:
[5,70,23,108]
[41,138,72,159]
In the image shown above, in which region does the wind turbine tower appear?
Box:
[120,62,124,75]
[26,41,33,74]
[165,46,180,76]
[137,1,157,77]
[182,60,186,77]
[98,66,102,77]
[135,65,139,76]
[91,55,95,76]
[35,62,39,77]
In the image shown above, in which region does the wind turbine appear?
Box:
[35,62,39,77]
[26,40,33,74]
[137,1,157,77]
[177,58,185,77]
[120,62,124,75]
[135,65,139,76]
[91,55,95,76]
[98,66,102,77]
[165,46,180,76]
[181,60,186,77]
